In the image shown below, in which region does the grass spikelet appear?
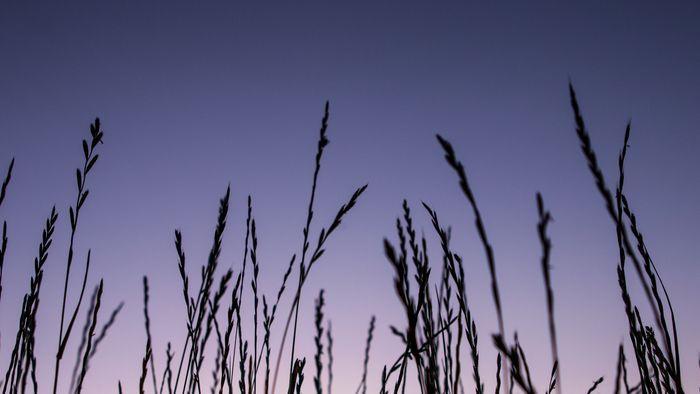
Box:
[356,315,376,394]
[586,377,604,394]
[160,342,174,394]
[0,158,14,208]
[313,290,325,394]
[251,214,261,394]
[288,358,306,394]
[326,321,333,394]
[0,158,13,303]
[545,361,557,394]
[3,206,58,393]
[536,193,561,394]
[495,354,502,394]
[218,272,242,394]
[143,276,158,394]
[140,338,153,394]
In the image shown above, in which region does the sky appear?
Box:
[1,1,699,393]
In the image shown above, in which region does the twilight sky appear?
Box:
[1,1,699,393]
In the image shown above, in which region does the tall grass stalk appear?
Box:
[272,102,367,394]
[536,193,561,394]
[570,83,684,394]
[53,118,104,394]
[436,134,508,394]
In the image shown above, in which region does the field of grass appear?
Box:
[0,84,693,394]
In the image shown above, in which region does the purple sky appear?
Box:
[1,1,699,392]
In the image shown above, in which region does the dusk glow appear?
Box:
[1,2,699,393]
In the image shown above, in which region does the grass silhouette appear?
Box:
[0,86,693,393]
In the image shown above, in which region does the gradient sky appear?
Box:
[1,1,699,393]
